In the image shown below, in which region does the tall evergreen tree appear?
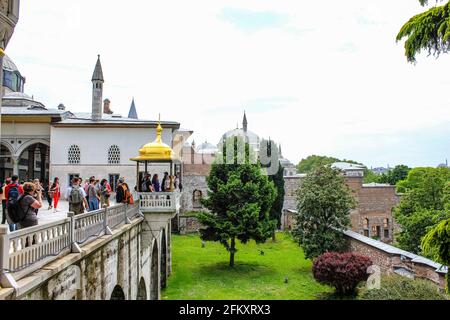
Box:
[292,165,355,260]
[260,139,285,240]
[198,136,277,267]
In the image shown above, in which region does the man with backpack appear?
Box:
[4,175,24,231]
[65,177,88,215]
[7,182,42,230]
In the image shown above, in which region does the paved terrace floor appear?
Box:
[1,199,120,227]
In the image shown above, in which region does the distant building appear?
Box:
[1,55,192,192]
[372,167,390,175]
[437,159,448,168]
[282,162,401,243]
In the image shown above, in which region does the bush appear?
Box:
[312,252,372,295]
[359,275,448,300]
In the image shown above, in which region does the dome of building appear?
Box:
[218,112,261,153]
[131,121,176,161]
[2,54,20,72]
[2,54,25,93]
[197,141,219,155]
[3,91,32,100]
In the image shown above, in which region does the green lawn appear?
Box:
[162,232,332,300]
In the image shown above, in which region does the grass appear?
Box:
[162,232,332,300]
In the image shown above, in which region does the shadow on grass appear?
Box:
[197,261,277,279]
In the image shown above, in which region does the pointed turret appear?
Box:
[91,55,104,121]
[128,97,138,119]
[243,111,248,133]
[91,55,104,81]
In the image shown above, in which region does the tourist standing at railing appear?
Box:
[83,178,90,202]
[5,175,24,232]
[65,177,88,215]
[141,174,153,192]
[161,172,169,192]
[116,178,134,204]
[152,174,161,192]
[49,177,61,213]
[16,182,42,229]
[100,179,112,207]
[174,174,180,191]
[87,177,100,211]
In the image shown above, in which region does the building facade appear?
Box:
[282,162,401,243]
[1,54,191,194]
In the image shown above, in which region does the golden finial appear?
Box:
[156,114,162,143]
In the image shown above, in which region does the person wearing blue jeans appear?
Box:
[87,178,100,211]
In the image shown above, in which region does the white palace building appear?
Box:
[1,54,192,194]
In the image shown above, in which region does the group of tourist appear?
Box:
[0,175,136,231]
[0,175,43,231]
[0,171,182,232]
[140,172,182,192]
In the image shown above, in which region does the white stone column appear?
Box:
[12,156,19,176]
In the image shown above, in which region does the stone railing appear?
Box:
[138,192,181,213]
[0,203,141,288]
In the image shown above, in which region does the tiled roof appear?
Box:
[343,229,448,274]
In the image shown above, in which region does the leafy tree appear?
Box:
[378,165,411,186]
[394,167,450,254]
[198,136,277,267]
[292,165,356,259]
[422,217,450,292]
[260,138,285,240]
[395,208,447,253]
[363,169,381,184]
[397,0,450,62]
[297,155,366,174]
[297,155,340,174]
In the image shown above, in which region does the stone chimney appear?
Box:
[103,98,113,114]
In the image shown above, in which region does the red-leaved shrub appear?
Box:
[312,252,372,295]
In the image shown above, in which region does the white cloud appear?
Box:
[5,0,449,167]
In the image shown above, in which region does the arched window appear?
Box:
[193,190,203,209]
[108,145,121,164]
[363,218,369,229]
[68,145,81,164]
[383,218,389,228]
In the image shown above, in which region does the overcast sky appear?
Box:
[5,0,450,168]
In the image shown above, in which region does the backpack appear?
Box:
[141,180,148,192]
[70,186,83,204]
[7,185,20,204]
[101,184,111,198]
[8,194,31,223]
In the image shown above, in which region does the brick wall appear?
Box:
[345,231,447,288]
[282,174,400,243]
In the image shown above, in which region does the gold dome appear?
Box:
[130,121,175,161]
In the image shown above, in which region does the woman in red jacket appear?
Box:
[49,177,61,212]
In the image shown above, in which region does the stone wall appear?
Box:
[344,230,447,289]
[283,176,303,211]
[0,216,172,300]
[179,215,203,235]
[181,174,208,213]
